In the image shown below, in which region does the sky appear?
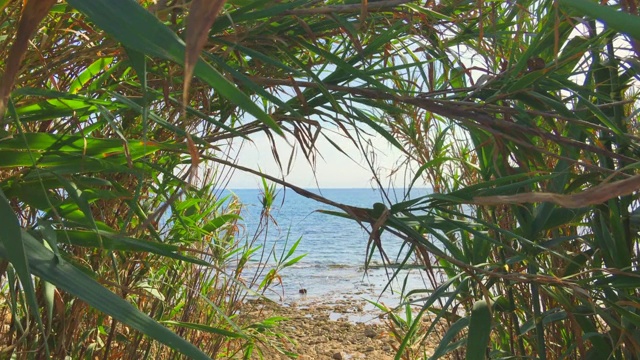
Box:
[223,128,417,189]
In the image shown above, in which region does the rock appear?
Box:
[238,297,405,359]
[364,326,377,338]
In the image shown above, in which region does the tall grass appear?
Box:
[2,0,640,359]
[353,1,640,359]
[0,1,326,357]
[0,160,301,359]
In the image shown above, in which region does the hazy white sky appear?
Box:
[224,129,415,189]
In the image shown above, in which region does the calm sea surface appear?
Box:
[226,188,431,306]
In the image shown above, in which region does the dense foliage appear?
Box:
[1,0,640,359]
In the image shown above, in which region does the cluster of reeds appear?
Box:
[0,1,321,358]
[357,1,640,359]
[2,0,640,359]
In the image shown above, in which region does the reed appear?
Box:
[360,2,640,359]
[1,1,639,359]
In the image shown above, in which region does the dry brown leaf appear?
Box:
[182,0,226,108]
[472,174,640,208]
[185,133,200,186]
[0,0,56,117]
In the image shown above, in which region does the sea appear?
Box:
[225,187,431,308]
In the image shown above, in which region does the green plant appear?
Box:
[331,1,640,359]
[370,296,433,360]
[4,0,640,359]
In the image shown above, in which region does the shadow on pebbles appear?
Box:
[241,297,434,360]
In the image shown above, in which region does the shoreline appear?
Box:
[251,264,430,309]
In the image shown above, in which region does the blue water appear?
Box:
[226,188,431,305]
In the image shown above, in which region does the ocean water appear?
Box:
[226,188,431,306]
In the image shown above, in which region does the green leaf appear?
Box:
[35,219,61,262]
[0,190,47,355]
[283,254,307,267]
[202,214,241,232]
[69,57,114,94]
[0,0,11,12]
[57,230,210,266]
[51,174,100,235]
[0,230,212,360]
[66,0,283,136]
[466,300,492,360]
[560,0,640,40]
[429,318,469,359]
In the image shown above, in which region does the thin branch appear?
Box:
[282,0,411,16]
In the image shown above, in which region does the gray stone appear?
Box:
[364,326,377,338]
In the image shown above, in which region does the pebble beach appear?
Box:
[242,296,439,360]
